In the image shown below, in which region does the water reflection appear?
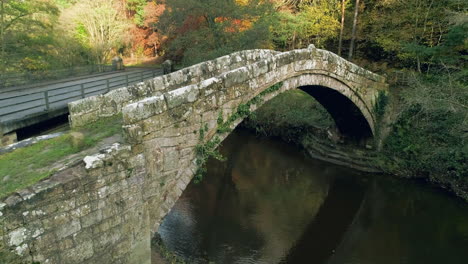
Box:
[328,177,468,264]
[155,129,468,264]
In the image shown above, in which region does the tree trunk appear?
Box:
[338,0,345,56]
[348,0,360,60]
[0,0,5,60]
[292,30,296,50]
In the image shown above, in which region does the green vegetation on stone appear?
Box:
[196,82,285,183]
[374,91,389,122]
[0,0,466,199]
[0,115,123,199]
[194,124,225,184]
[217,82,284,134]
[152,235,187,264]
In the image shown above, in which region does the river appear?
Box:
[154,128,468,264]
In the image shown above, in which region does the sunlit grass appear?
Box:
[0,115,123,199]
[244,89,334,140]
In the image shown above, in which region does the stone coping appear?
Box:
[121,46,387,128]
[0,132,65,155]
[68,49,281,128]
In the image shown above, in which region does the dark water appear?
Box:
[155,129,468,264]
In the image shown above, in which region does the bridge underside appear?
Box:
[300,85,373,140]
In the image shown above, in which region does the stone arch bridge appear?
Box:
[121,43,387,232]
[1,46,387,264]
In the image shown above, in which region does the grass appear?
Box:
[243,89,334,141]
[0,115,123,199]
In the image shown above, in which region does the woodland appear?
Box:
[1,0,467,196]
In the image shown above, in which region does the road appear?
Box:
[0,68,163,134]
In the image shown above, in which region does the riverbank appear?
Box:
[241,86,468,202]
[242,89,383,171]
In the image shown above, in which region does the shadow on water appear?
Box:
[154,128,468,264]
[285,175,367,263]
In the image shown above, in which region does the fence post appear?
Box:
[126,74,129,87]
[140,72,144,82]
[80,84,85,98]
[106,79,110,92]
[44,91,50,111]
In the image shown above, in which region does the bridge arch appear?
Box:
[120,46,387,234]
[273,74,374,140]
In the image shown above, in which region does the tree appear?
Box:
[348,0,359,60]
[272,0,341,50]
[159,0,278,65]
[354,0,466,71]
[61,0,129,65]
[126,0,166,58]
[0,0,59,72]
[125,0,147,26]
[338,0,346,56]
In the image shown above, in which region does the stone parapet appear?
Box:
[122,47,388,138]
[69,49,281,128]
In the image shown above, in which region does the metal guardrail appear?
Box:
[0,64,115,88]
[0,69,162,127]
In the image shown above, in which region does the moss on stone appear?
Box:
[0,114,123,199]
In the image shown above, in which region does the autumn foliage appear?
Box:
[127,2,166,58]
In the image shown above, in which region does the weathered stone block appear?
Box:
[222,67,250,88]
[33,232,59,254]
[275,52,294,67]
[69,95,103,115]
[163,147,180,172]
[122,95,167,124]
[56,219,81,239]
[92,226,122,253]
[81,209,102,228]
[58,238,74,251]
[164,84,199,109]
[61,240,94,264]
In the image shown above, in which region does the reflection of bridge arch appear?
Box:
[120,45,388,234]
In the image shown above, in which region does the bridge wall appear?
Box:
[68,50,280,128]
[0,144,154,264]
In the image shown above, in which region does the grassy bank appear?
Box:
[0,115,123,199]
[243,89,334,142]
